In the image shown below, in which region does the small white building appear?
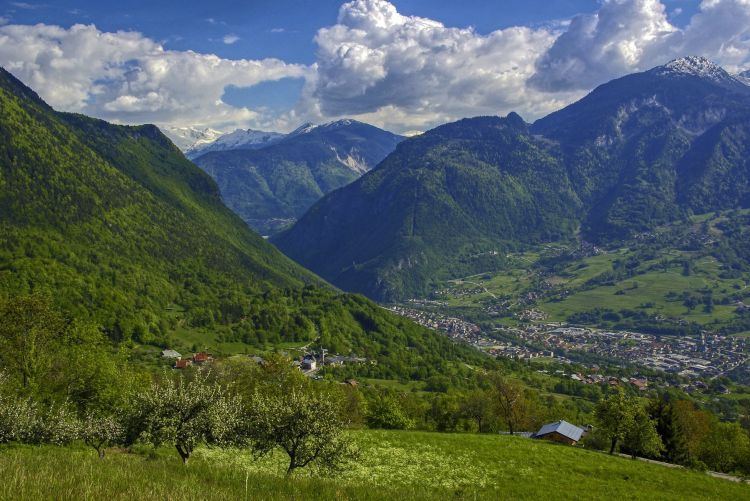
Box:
[301,357,317,371]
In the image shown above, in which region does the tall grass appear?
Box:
[1,430,747,500]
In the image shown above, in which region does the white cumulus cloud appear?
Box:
[301,0,750,132]
[306,0,570,131]
[0,23,309,129]
[530,0,750,91]
[1,1,750,134]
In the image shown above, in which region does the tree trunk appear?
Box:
[286,446,297,476]
[609,437,618,455]
[286,459,296,476]
[176,445,190,465]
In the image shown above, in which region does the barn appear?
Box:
[533,420,586,445]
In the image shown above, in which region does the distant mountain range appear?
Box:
[274,56,750,301]
[162,126,285,159]
[192,119,404,235]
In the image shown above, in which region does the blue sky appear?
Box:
[0,1,743,134]
[0,1,699,62]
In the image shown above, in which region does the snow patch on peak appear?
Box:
[737,69,750,86]
[162,126,223,152]
[320,119,356,128]
[213,128,284,149]
[162,125,286,159]
[289,119,363,136]
[656,56,731,83]
[185,128,285,159]
[289,122,316,135]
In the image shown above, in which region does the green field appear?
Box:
[2,430,748,500]
[428,211,750,331]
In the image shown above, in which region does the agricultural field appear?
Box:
[2,430,747,500]
[427,210,750,332]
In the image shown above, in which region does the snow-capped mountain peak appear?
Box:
[164,119,384,160]
[319,119,356,128]
[161,125,285,159]
[656,56,732,83]
[162,126,223,152]
[288,119,365,137]
[210,128,285,150]
[737,69,750,86]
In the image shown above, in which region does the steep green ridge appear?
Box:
[0,67,320,331]
[274,57,750,301]
[532,56,750,239]
[193,120,403,235]
[274,114,581,301]
[0,67,486,380]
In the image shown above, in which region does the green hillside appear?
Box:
[0,67,483,381]
[423,209,750,336]
[0,66,318,333]
[274,114,581,301]
[274,57,750,302]
[3,430,747,500]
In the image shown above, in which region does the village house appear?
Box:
[173,359,192,369]
[629,378,648,391]
[192,352,213,365]
[161,349,182,359]
[301,355,317,371]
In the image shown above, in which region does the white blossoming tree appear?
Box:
[248,384,357,476]
[0,371,79,446]
[81,413,124,458]
[128,370,244,464]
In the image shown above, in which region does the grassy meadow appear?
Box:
[436,229,748,328]
[1,430,748,500]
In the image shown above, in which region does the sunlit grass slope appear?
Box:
[2,430,747,500]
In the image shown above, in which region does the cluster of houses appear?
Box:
[514,307,548,322]
[161,349,214,369]
[569,372,649,391]
[485,343,555,360]
[249,351,368,374]
[503,325,749,380]
[161,347,367,374]
[388,305,485,345]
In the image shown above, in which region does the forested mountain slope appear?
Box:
[274,57,750,301]
[193,120,403,235]
[0,67,484,380]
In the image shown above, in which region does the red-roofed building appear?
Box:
[174,359,193,369]
[192,352,213,365]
